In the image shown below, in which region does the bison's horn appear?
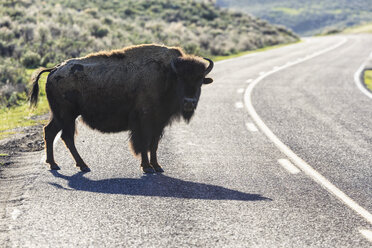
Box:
[203,58,214,75]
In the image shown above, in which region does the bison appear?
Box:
[29,44,214,173]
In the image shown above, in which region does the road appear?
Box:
[1,34,372,247]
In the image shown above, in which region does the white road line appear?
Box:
[278,159,300,174]
[235,102,244,108]
[246,79,253,83]
[237,88,245,94]
[244,37,372,227]
[360,229,372,243]
[245,122,258,132]
[259,71,265,76]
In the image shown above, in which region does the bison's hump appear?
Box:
[82,44,184,65]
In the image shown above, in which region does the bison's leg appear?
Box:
[140,151,154,174]
[150,136,164,173]
[129,113,158,174]
[44,117,62,170]
[130,129,155,174]
[60,120,90,172]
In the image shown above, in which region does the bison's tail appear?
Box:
[29,67,55,107]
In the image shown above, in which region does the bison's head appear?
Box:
[171,56,214,121]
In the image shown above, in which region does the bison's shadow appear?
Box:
[49,171,271,201]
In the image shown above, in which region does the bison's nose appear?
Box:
[184,98,197,112]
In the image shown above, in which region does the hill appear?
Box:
[0,0,298,108]
[216,0,372,36]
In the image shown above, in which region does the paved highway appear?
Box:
[1,34,372,247]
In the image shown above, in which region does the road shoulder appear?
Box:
[0,123,46,246]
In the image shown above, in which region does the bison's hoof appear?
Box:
[142,166,155,174]
[78,165,91,172]
[48,163,60,170]
[152,165,164,173]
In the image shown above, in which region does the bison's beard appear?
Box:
[182,110,195,123]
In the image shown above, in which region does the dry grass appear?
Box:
[344,22,372,34]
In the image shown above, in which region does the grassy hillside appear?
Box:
[343,22,372,34]
[0,0,298,110]
[216,0,372,36]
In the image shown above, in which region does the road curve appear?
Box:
[1,34,372,247]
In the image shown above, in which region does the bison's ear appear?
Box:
[203,77,213,84]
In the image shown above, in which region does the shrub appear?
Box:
[21,51,41,68]
[20,24,35,42]
[0,16,12,28]
[90,23,109,38]
[0,59,25,82]
[40,52,56,66]
[37,25,51,44]
[103,17,113,25]
[0,40,15,57]
[184,43,200,55]
[0,58,28,107]
[7,9,25,21]
[84,8,99,18]
[6,91,25,107]
[0,26,15,42]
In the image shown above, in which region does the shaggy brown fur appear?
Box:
[29,44,214,173]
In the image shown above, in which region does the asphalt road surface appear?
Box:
[1,34,372,247]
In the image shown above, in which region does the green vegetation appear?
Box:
[272,7,302,16]
[343,22,372,34]
[364,70,372,91]
[0,70,49,139]
[0,0,298,138]
[217,0,372,36]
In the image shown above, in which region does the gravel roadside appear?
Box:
[0,114,48,246]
